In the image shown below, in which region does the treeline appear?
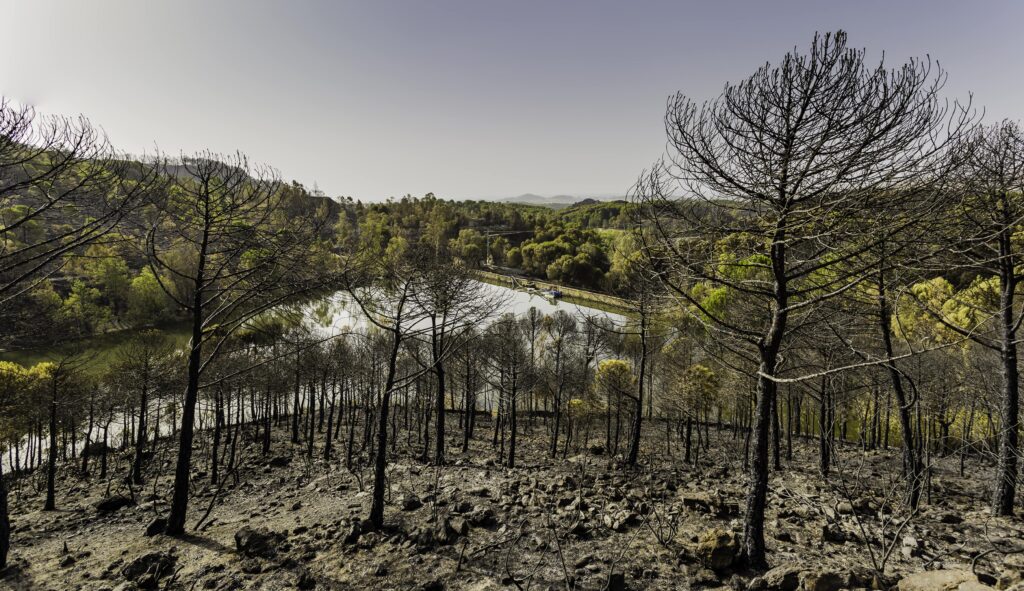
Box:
[337,194,638,292]
[3,190,635,348]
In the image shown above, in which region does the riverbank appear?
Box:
[471,269,632,315]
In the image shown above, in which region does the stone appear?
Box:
[898,570,994,591]
[144,518,167,537]
[852,497,877,516]
[762,564,801,591]
[296,568,316,590]
[468,508,498,528]
[800,570,844,591]
[234,526,285,559]
[434,518,461,545]
[95,496,135,513]
[694,528,740,573]
[681,492,716,513]
[121,551,177,588]
[402,495,423,511]
[820,523,846,544]
[341,521,362,544]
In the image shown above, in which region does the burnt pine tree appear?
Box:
[410,253,496,466]
[144,152,327,536]
[634,32,969,568]
[0,98,155,570]
[345,243,430,529]
[917,121,1024,515]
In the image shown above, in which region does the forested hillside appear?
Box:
[2,31,1024,591]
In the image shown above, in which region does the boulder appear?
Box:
[234,526,285,559]
[800,571,844,591]
[694,528,740,573]
[468,508,498,528]
[820,523,846,544]
[402,495,423,511]
[898,570,995,591]
[95,496,135,513]
[763,564,801,591]
[144,517,167,537]
[342,521,362,545]
[434,518,461,545]
[296,567,316,590]
[121,551,177,589]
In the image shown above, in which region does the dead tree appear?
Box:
[144,152,327,536]
[410,253,498,466]
[0,98,156,569]
[920,121,1024,516]
[634,31,969,568]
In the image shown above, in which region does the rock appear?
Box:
[95,496,135,513]
[296,568,316,590]
[121,551,177,588]
[800,571,844,591]
[402,495,423,511]
[234,526,285,558]
[836,501,854,515]
[342,521,362,544]
[144,518,167,537]
[762,564,801,591]
[468,508,498,528]
[569,520,591,539]
[820,523,846,544]
[852,497,877,516]
[434,518,461,545]
[681,492,716,513]
[898,570,994,591]
[901,535,923,558]
[694,528,740,573]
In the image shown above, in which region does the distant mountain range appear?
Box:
[498,193,623,207]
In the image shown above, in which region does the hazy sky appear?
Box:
[1,1,1021,201]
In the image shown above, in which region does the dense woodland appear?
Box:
[2,31,1024,591]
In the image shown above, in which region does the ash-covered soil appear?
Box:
[3,420,1023,590]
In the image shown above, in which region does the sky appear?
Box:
[1,1,1022,201]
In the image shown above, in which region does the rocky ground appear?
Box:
[2,419,1023,590]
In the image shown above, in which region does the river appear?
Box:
[1,280,626,370]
